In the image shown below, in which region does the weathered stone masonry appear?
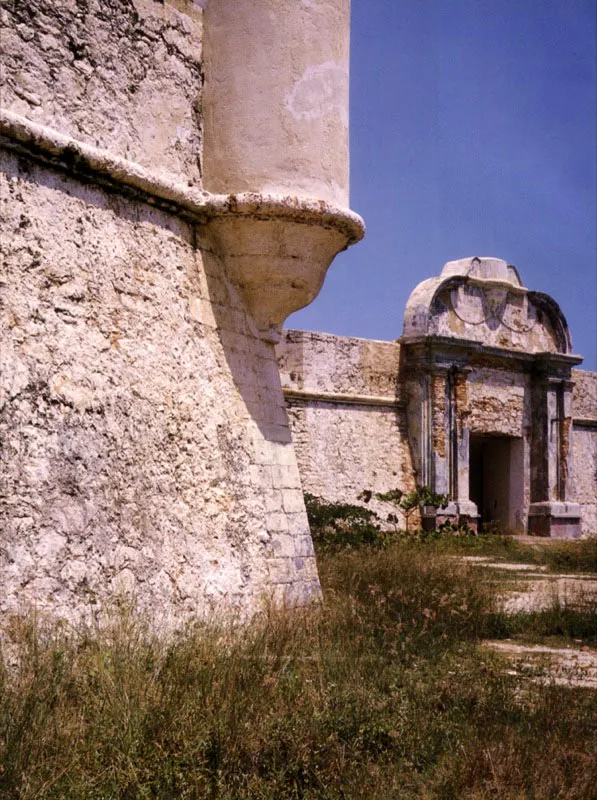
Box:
[0,0,364,625]
[277,331,415,520]
[2,1,594,639]
[279,258,597,538]
[572,371,597,536]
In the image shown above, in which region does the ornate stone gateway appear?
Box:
[278,256,596,540]
[402,257,583,537]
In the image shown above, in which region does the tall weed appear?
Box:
[1,544,595,799]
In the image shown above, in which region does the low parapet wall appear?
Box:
[277,331,416,513]
[572,370,597,536]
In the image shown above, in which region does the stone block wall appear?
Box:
[572,370,597,536]
[277,331,415,515]
[0,152,319,625]
[572,370,597,420]
[279,329,402,397]
[1,0,339,628]
[1,0,203,184]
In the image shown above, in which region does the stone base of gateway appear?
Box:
[528,503,583,539]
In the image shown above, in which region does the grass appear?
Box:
[1,541,596,799]
[304,490,597,574]
[485,602,597,646]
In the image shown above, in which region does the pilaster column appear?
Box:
[530,373,550,503]
[531,374,568,502]
[454,367,470,502]
[420,363,477,529]
[559,379,575,502]
[529,368,580,537]
[547,376,561,502]
[428,365,450,496]
[452,367,478,522]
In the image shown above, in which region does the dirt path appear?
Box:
[458,555,597,612]
[483,641,597,689]
[459,554,597,688]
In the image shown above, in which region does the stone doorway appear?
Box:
[470,435,525,532]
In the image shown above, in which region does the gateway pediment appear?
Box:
[403,257,572,355]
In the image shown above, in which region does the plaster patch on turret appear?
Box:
[285,62,348,127]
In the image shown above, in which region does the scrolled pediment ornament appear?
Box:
[448,281,538,334]
[403,258,573,355]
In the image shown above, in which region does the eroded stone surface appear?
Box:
[1,0,204,185]
[0,151,319,626]
[467,368,528,438]
[277,332,415,515]
[572,371,597,420]
[572,427,597,536]
[571,372,597,536]
[278,330,402,398]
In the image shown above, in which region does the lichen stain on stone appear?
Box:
[285,61,348,126]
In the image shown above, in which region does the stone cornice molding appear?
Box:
[401,336,583,368]
[282,388,404,409]
[1,110,365,336]
[0,111,365,244]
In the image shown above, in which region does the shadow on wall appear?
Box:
[199,244,293,445]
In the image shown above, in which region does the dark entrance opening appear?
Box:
[470,434,524,532]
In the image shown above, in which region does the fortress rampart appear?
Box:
[2,3,594,634]
[278,259,597,538]
[0,0,363,626]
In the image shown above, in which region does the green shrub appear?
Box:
[303,492,391,549]
[305,491,480,548]
[360,486,449,532]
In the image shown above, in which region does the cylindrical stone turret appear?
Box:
[203,0,350,206]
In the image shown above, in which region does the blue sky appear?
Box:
[288,0,597,370]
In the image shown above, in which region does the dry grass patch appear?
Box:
[1,544,596,799]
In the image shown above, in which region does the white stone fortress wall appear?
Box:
[0,0,364,626]
[277,331,416,517]
[278,261,597,539]
[572,371,597,536]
